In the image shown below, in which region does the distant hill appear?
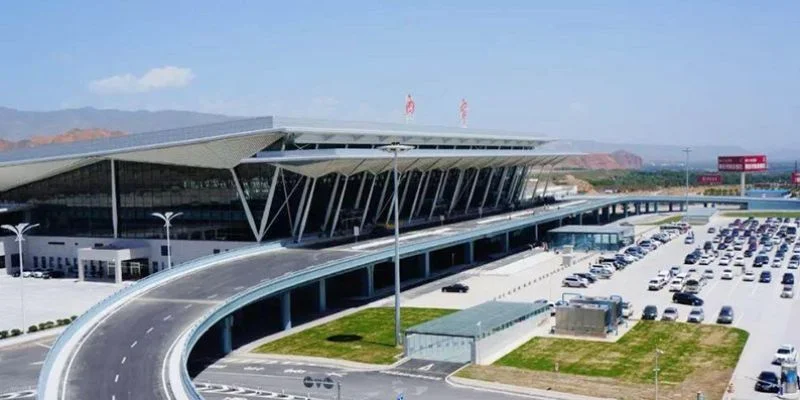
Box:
[0,128,126,152]
[562,150,643,170]
[540,139,749,164]
[0,106,235,141]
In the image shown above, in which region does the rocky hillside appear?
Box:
[0,128,125,151]
[563,150,643,170]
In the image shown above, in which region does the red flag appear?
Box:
[459,98,469,127]
[405,94,415,116]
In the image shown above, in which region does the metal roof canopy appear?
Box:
[405,301,547,339]
[549,225,634,234]
[244,148,577,177]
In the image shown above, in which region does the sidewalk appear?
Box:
[447,375,616,400]
[0,326,63,349]
[228,352,404,371]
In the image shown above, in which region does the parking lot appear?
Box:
[0,275,121,332]
[401,214,799,399]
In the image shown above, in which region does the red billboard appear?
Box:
[793,172,800,185]
[717,155,767,172]
[697,174,722,185]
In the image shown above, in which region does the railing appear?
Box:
[36,241,284,400]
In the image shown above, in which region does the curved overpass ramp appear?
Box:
[38,195,800,400]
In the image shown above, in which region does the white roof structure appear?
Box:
[0,116,566,191]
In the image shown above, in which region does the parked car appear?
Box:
[720,269,734,280]
[743,271,756,281]
[48,270,65,278]
[781,285,795,299]
[760,271,772,283]
[754,371,780,393]
[774,344,797,364]
[641,305,658,320]
[672,292,704,306]
[783,273,795,285]
[621,302,633,318]
[703,269,714,279]
[668,278,684,292]
[716,306,734,324]
[562,276,588,288]
[734,256,745,266]
[441,283,469,293]
[687,307,704,323]
[573,273,597,284]
[661,307,679,321]
[648,278,666,291]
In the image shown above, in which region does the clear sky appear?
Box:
[1,1,798,147]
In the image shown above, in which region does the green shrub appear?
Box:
[70,315,78,321]
[38,323,47,330]
[63,318,72,325]
[45,321,55,328]
[0,330,8,339]
[28,325,39,333]
[10,329,22,336]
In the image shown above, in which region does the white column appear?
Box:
[429,170,448,220]
[493,167,509,208]
[297,178,317,242]
[258,165,281,241]
[330,176,350,237]
[464,168,481,213]
[360,174,377,231]
[292,177,311,238]
[373,172,392,224]
[110,159,119,238]
[230,168,260,241]
[447,169,466,215]
[413,170,433,219]
[321,174,341,232]
[479,168,496,211]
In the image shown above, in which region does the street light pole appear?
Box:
[378,142,414,346]
[152,212,182,270]
[2,222,39,332]
[654,348,664,400]
[683,147,691,214]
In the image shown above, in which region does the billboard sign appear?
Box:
[697,174,722,185]
[792,172,800,185]
[717,155,767,172]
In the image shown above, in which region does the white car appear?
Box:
[772,260,783,268]
[622,302,634,318]
[563,276,588,288]
[782,285,795,299]
[790,261,799,270]
[720,269,734,280]
[648,278,666,291]
[703,269,714,279]
[718,257,731,266]
[743,271,756,281]
[734,256,745,266]
[699,256,712,265]
[774,344,797,364]
[676,272,688,280]
[668,278,684,292]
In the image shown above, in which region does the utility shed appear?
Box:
[404,301,548,364]
[548,224,634,251]
[683,207,718,225]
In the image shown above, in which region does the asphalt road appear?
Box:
[192,355,527,400]
[0,338,53,393]
[58,200,601,400]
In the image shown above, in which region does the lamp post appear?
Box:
[2,222,39,332]
[378,142,414,346]
[683,147,691,214]
[654,347,664,400]
[152,212,182,270]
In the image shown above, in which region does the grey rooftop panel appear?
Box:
[406,301,547,338]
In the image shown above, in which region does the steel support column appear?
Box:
[530,165,545,202]
[281,291,292,330]
[408,171,428,221]
[257,165,281,241]
[414,170,433,218]
[292,177,311,238]
[318,279,327,313]
[429,169,449,220]
[296,178,318,242]
[360,173,378,231]
[110,159,119,238]
[321,174,342,232]
[330,176,350,237]
[353,172,368,210]
[230,168,260,241]
[493,167,510,208]
[464,168,481,213]
[479,167,496,212]
[373,172,391,223]
[448,169,466,215]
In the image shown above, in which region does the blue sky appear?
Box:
[1,1,798,147]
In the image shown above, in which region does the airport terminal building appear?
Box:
[0,117,571,280]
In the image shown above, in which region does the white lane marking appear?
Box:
[112,395,116,400]
[750,282,760,297]
[207,293,218,299]
[35,342,52,349]
[130,341,137,348]
[163,314,172,321]
[351,228,451,250]
[184,304,193,309]
[30,360,45,365]
[121,356,126,365]
[233,286,245,291]
[207,364,227,369]
[243,366,264,371]
[284,368,306,374]
[114,374,119,383]
[146,327,154,334]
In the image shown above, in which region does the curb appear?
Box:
[240,353,404,371]
[0,327,64,350]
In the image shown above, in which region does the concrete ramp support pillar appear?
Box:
[114,261,122,284]
[77,258,84,281]
[220,315,233,355]
[281,292,292,330]
[363,265,375,297]
[318,279,327,313]
[623,203,629,218]
[504,232,510,253]
[422,253,431,278]
[645,203,650,213]
[578,213,584,225]
[593,209,600,224]
[654,203,659,213]
[465,242,474,265]
[669,203,674,212]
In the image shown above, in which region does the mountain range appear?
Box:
[0,106,795,164]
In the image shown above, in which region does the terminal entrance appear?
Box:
[77,242,151,283]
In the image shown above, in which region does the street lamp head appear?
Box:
[378,142,415,153]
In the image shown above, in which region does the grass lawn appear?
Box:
[458,321,748,400]
[252,307,454,364]
[722,211,800,218]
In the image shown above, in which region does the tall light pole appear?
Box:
[682,147,691,214]
[2,222,39,332]
[378,142,414,346]
[152,212,182,270]
[654,347,664,400]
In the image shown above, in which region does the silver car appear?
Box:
[661,307,679,321]
[687,307,705,323]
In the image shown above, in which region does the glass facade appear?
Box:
[0,151,536,242]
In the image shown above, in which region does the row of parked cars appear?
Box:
[562,230,681,288]
[11,268,65,279]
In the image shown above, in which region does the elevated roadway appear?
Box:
[38,194,800,400]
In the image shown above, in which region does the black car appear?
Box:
[754,371,780,393]
[754,255,770,267]
[783,273,795,285]
[684,254,698,265]
[703,241,713,251]
[441,283,469,293]
[760,271,772,283]
[642,305,658,320]
[49,270,65,278]
[716,306,734,324]
[744,249,754,258]
[672,292,704,306]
